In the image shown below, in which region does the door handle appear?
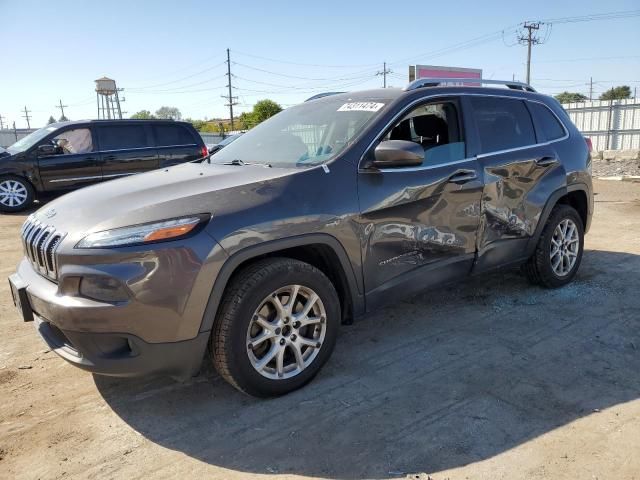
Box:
[536,156,558,167]
[448,170,477,184]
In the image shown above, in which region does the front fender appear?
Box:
[198,233,365,333]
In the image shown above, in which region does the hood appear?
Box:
[31,162,299,242]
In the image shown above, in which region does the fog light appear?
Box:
[79,276,129,303]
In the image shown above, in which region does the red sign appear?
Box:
[415,65,482,86]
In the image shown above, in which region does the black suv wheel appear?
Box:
[0,176,34,213]
[523,204,584,288]
[211,258,340,397]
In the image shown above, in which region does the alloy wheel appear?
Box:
[550,218,580,277]
[0,180,28,208]
[246,284,327,380]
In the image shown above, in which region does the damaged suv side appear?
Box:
[10,79,592,397]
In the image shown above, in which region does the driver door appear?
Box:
[38,126,102,191]
[357,97,483,310]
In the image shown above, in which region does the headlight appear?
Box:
[76,215,207,248]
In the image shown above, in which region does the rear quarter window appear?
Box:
[527,102,566,142]
[153,124,197,147]
[98,125,149,150]
[470,97,536,154]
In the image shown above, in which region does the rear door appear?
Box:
[152,123,203,167]
[97,123,159,180]
[37,126,102,191]
[467,95,567,272]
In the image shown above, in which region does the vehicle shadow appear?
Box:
[94,249,640,479]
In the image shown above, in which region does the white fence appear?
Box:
[0,129,32,148]
[562,98,640,151]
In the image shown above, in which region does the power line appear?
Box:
[540,9,640,24]
[56,99,68,119]
[518,22,544,84]
[232,61,377,82]
[127,60,227,91]
[22,106,32,129]
[376,62,392,88]
[223,48,238,131]
[231,49,379,69]
[128,75,227,93]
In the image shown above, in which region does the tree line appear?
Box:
[129,99,283,134]
[555,85,633,104]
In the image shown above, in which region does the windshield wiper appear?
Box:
[224,159,272,168]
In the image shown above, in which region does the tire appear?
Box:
[0,175,35,213]
[211,257,340,397]
[523,204,584,288]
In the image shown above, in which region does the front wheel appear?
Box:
[0,176,35,213]
[523,204,584,288]
[211,258,340,397]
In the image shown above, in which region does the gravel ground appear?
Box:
[0,179,639,480]
[592,157,640,178]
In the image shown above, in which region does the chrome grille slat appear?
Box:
[26,223,42,261]
[20,217,66,282]
[36,228,52,267]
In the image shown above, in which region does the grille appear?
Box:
[21,217,66,281]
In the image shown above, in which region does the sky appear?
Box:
[1,0,639,129]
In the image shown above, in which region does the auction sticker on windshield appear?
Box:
[337,102,385,112]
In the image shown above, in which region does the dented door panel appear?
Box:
[474,145,567,271]
[358,159,482,294]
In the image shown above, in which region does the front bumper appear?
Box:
[11,233,228,379]
[34,314,209,380]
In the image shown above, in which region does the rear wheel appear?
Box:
[523,204,584,288]
[0,176,35,213]
[211,258,340,397]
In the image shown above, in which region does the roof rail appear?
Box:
[304,92,346,102]
[404,78,536,93]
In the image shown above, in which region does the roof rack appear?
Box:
[304,92,346,102]
[404,78,536,93]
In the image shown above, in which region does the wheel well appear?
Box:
[229,244,354,324]
[557,190,588,228]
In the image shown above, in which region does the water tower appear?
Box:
[95,76,123,119]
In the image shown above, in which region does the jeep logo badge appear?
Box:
[44,208,57,219]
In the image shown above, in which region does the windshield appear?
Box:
[218,133,242,147]
[211,98,388,167]
[7,126,58,154]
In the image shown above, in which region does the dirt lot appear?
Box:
[1,179,639,480]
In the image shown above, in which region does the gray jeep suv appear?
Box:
[9,79,593,397]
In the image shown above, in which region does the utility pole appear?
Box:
[0,114,4,130]
[13,121,18,141]
[589,77,593,101]
[518,22,542,85]
[22,106,32,129]
[376,62,392,88]
[222,48,238,131]
[56,99,68,119]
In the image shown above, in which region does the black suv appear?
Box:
[0,119,206,212]
[9,79,593,397]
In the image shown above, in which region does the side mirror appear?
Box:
[37,144,56,156]
[372,140,424,168]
